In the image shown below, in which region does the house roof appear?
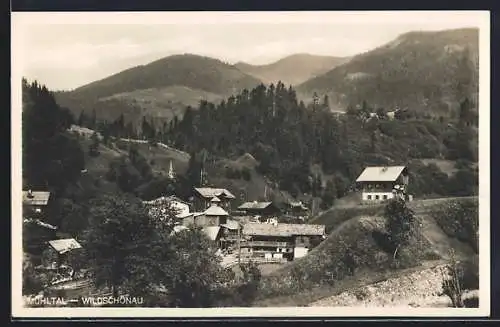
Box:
[356,166,407,182]
[48,238,82,254]
[211,196,221,202]
[202,226,221,241]
[194,187,236,199]
[288,201,308,210]
[242,223,325,237]
[221,219,240,230]
[22,191,51,206]
[203,204,229,216]
[24,218,57,230]
[176,212,194,219]
[68,124,101,136]
[143,195,188,205]
[238,201,273,210]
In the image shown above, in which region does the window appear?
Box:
[383,195,388,200]
[367,195,372,200]
[375,195,380,200]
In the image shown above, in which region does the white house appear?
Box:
[356,166,410,202]
[67,124,103,140]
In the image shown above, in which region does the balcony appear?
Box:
[240,240,294,248]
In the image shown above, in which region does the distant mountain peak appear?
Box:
[235,53,350,86]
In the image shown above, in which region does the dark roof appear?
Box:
[203,204,229,216]
[194,187,236,199]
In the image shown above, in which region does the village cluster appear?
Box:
[23,154,412,291]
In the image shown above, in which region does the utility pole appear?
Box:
[272,92,276,118]
[237,223,241,265]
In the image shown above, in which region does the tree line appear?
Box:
[76,81,478,204]
[22,79,261,307]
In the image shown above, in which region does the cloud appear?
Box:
[16,14,483,90]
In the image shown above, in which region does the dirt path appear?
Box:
[309,262,478,308]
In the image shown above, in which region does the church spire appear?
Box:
[167,160,176,179]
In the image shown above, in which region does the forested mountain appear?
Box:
[22,79,265,307]
[22,79,84,194]
[119,81,477,203]
[54,54,262,125]
[297,28,479,115]
[235,54,350,86]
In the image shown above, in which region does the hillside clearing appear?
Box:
[253,196,478,307]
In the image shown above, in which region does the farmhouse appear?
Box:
[45,238,83,268]
[192,187,236,212]
[191,203,230,227]
[179,203,230,228]
[356,166,410,202]
[23,190,51,215]
[67,124,103,140]
[240,222,326,261]
[285,200,309,217]
[219,219,241,250]
[237,201,281,218]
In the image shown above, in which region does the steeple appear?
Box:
[167,160,176,179]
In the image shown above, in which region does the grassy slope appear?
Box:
[83,138,289,207]
[253,196,478,307]
[55,54,262,124]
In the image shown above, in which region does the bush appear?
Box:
[463,296,479,308]
[384,198,418,260]
[241,168,252,181]
[431,199,478,252]
[225,167,242,180]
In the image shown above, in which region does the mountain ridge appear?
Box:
[54,53,263,123]
[235,53,350,86]
[296,28,479,114]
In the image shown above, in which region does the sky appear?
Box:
[12,11,486,91]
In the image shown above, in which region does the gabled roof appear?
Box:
[242,223,325,237]
[238,201,273,210]
[203,204,229,216]
[194,187,236,199]
[221,219,240,230]
[356,166,407,182]
[210,196,221,202]
[23,191,51,206]
[176,212,194,219]
[202,226,221,241]
[48,238,82,254]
